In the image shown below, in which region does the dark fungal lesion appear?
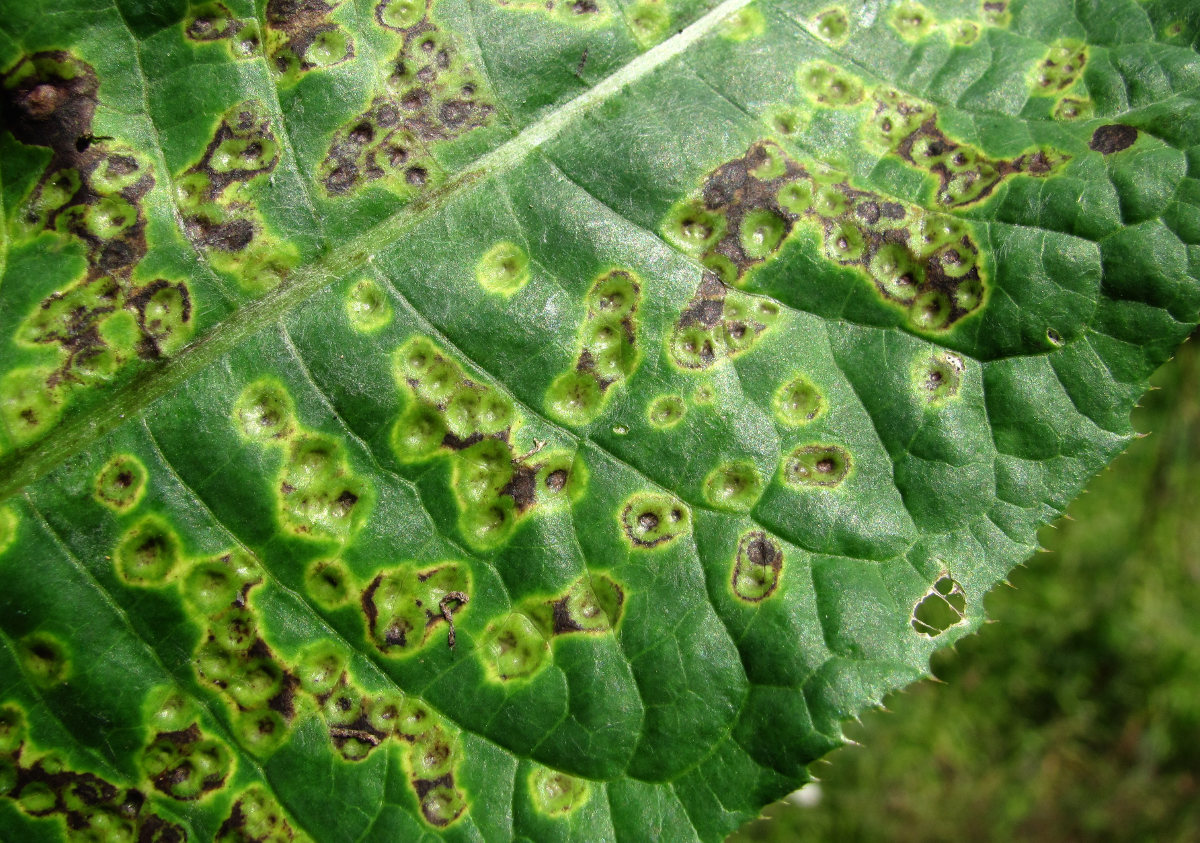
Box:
[731,530,784,603]
[140,723,233,801]
[264,0,355,84]
[1,51,193,442]
[0,703,186,840]
[390,335,583,549]
[216,785,305,841]
[489,0,609,26]
[1089,124,1138,155]
[360,563,471,655]
[663,139,989,333]
[175,100,296,291]
[868,90,1067,208]
[319,0,495,197]
[893,116,1060,208]
[667,271,779,370]
[183,1,261,59]
[545,268,644,424]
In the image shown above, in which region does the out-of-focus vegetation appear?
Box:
[733,339,1200,842]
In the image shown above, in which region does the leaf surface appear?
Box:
[0,0,1198,839]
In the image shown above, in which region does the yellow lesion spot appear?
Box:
[797,61,864,107]
[345,279,393,332]
[647,393,686,429]
[981,0,1011,28]
[627,0,672,47]
[913,350,966,405]
[476,241,531,295]
[703,460,764,513]
[0,506,17,555]
[95,453,148,513]
[730,529,784,603]
[944,19,980,46]
[115,514,184,585]
[810,6,849,45]
[721,6,765,41]
[528,765,591,816]
[489,0,612,27]
[482,612,550,681]
[1031,38,1088,95]
[889,1,936,42]
[17,632,70,688]
[1053,96,1094,122]
[781,443,852,489]
[773,375,825,426]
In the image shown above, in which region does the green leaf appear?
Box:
[0,0,1197,840]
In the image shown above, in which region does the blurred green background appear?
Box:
[731,338,1200,842]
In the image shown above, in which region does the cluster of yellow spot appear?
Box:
[106,490,471,827]
[482,573,624,682]
[0,702,188,839]
[491,0,611,27]
[233,378,371,543]
[175,100,297,293]
[183,1,262,60]
[546,268,643,424]
[391,335,585,549]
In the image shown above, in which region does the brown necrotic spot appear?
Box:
[782,444,851,488]
[731,530,783,603]
[544,468,568,492]
[1089,124,1138,155]
[619,491,690,549]
[185,2,238,41]
[320,7,493,198]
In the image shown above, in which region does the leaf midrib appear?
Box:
[0,0,755,501]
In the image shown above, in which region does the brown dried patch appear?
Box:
[3,749,183,838]
[3,52,188,391]
[318,0,493,196]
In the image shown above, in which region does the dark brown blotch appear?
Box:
[1089,124,1138,155]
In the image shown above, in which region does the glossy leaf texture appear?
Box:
[0,0,1198,840]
